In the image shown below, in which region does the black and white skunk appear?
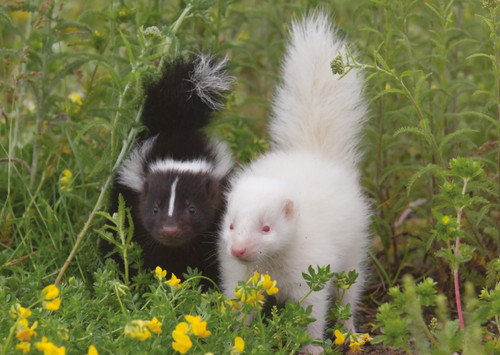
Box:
[218,13,370,353]
[103,55,233,287]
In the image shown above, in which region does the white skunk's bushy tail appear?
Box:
[269,12,366,166]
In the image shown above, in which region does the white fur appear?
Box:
[270,12,366,167]
[190,55,232,110]
[218,12,370,352]
[167,176,180,217]
[116,135,156,192]
[117,136,233,192]
[208,139,235,180]
[149,158,213,175]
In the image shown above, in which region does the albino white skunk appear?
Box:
[218,12,370,351]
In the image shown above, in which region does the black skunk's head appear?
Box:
[138,171,221,247]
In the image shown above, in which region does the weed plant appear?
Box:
[1,0,499,353]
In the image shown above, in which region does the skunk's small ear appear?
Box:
[284,199,294,219]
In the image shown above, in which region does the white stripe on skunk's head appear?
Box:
[116,136,233,193]
[189,54,232,110]
[148,158,213,176]
[116,136,157,193]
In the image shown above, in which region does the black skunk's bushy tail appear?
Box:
[141,55,231,136]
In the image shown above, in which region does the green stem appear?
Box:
[114,283,128,315]
[421,318,440,348]
[298,288,314,305]
[215,0,223,46]
[158,5,193,68]
[453,177,469,331]
[122,247,129,284]
[493,10,500,234]
[185,275,221,293]
[403,344,414,355]
[256,305,266,344]
[54,109,142,286]
[192,336,208,354]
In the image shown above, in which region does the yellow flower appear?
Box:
[441,215,450,225]
[349,341,362,353]
[125,320,152,341]
[45,297,61,311]
[249,271,260,285]
[68,92,82,106]
[59,170,73,192]
[35,337,66,355]
[360,333,372,344]
[130,329,151,341]
[245,289,265,307]
[41,284,59,300]
[185,315,211,338]
[146,317,162,334]
[260,274,279,295]
[88,345,98,355]
[172,322,189,337]
[16,319,38,342]
[226,300,241,312]
[10,304,32,319]
[18,306,32,319]
[334,329,345,345]
[9,11,30,22]
[172,322,192,354]
[155,266,166,280]
[234,286,244,301]
[167,273,182,290]
[93,30,101,37]
[16,342,31,354]
[234,336,245,352]
[480,289,490,299]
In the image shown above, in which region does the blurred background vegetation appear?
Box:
[1,0,499,352]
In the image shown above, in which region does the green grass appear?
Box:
[1,0,499,354]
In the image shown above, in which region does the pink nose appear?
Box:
[231,246,247,258]
[162,226,179,238]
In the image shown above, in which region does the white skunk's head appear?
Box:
[221,175,297,264]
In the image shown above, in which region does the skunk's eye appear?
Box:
[229,223,234,230]
[153,206,159,214]
[188,206,196,214]
[262,225,270,233]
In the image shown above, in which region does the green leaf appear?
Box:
[119,30,137,67]
[438,129,479,154]
[371,88,406,102]
[406,163,444,195]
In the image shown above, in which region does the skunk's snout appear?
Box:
[162,225,179,238]
[231,246,247,258]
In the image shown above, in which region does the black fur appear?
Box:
[101,56,232,288]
